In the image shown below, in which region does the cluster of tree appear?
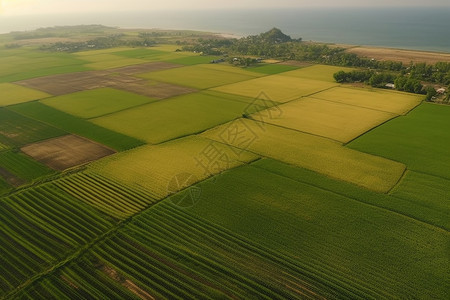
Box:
[334,69,425,93]
[39,34,155,52]
[11,25,113,40]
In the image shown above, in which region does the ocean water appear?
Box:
[1,7,449,52]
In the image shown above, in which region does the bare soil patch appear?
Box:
[345,46,450,64]
[111,81,196,99]
[21,135,115,171]
[108,61,182,75]
[100,264,155,300]
[0,167,26,187]
[15,62,194,99]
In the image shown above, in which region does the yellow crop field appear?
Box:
[311,86,423,115]
[202,118,405,193]
[212,75,337,103]
[260,97,395,143]
[138,64,261,89]
[90,136,259,199]
[280,64,355,82]
[0,83,51,106]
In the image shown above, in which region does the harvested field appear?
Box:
[107,62,182,75]
[202,119,405,193]
[21,135,115,171]
[15,64,194,99]
[0,83,50,106]
[311,86,423,115]
[212,75,337,103]
[345,46,450,64]
[261,97,396,143]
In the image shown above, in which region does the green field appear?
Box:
[262,97,395,143]
[0,49,90,83]
[212,75,337,103]
[92,91,260,144]
[9,102,144,151]
[0,150,55,183]
[255,158,449,230]
[202,118,405,193]
[138,64,262,89]
[42,88,156,119]
[0,83,50,106]
[311,86,423,115]
[0,107,66,147]
[0,184,116,297]
[247,63,299,74]
[175,164,448,299]
[348,103,450,179]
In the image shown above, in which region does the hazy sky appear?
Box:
[1,0,449,15]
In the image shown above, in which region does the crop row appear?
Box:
[0,184,116,297]
[53,172,158,219]
[13,201,377,299]
[0,151,55,183]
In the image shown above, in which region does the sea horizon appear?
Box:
[1,7,449,53]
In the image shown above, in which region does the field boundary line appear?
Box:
[342,114,400,146]
[247,117,345,144]
[307,95,406,115]
[251,162,449,233]
[386,167,408,194]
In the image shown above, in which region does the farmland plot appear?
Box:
[42,88,156,119]
[181,165,449,299]
[0,49,89,83]
[0,83,50,106]
[138,64,262,89]
[89,136,258,200]
[348,103,450,180]
[91,91,259,144]
[9,102,144,151]
[0,185,116,298]
[53,172,158,219]
[0,108,66,147]
[202,118,405,192]
[311,86,423,115]
[254,158,450,231]
[261,97,396,143]
[21,135,115,171]
[212,75,337,103]
[0,150,55,183]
